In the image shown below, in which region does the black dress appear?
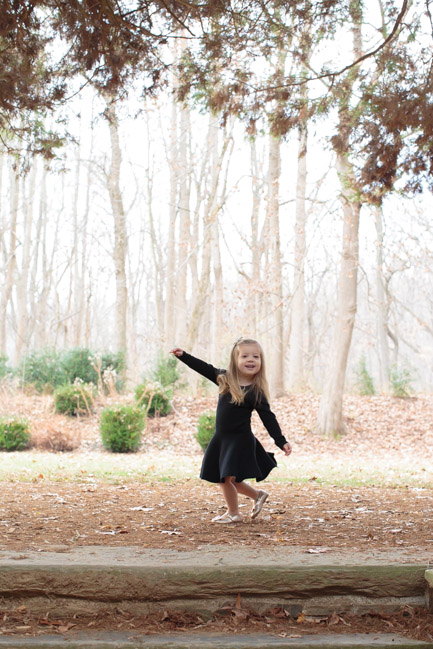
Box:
[178,352,288,484]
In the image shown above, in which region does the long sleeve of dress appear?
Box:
[255,394,288,450]
[177,351,222,385]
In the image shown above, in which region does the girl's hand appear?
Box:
[282,442,292,456]
[170,348,184,357]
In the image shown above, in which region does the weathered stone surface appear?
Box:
[0,593,426,619]
[0,632,432,649]
[425,569,433,611]
[0,564,426,603]
[0,547,428,618]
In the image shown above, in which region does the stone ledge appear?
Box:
[0,564,426,603]
[0,631,432,649]
[425,570,433,612]
[0,548,429,618]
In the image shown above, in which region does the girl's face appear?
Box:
[236,343,262,383]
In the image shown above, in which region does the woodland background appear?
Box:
[1,0,433,436]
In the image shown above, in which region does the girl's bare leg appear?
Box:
[236,480,269,519]
[234,480,260,501]
[220,476,240,515]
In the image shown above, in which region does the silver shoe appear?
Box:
[211,512,243,524]
[251,490,269,519]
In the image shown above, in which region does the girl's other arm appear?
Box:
[256,395,292,455]
[282,442,292,456]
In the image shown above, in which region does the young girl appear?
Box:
[170,338,292,524]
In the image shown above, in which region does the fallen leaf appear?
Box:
[160,530,181,535]
[57,624,74,633]
[130,506,154,512]
[95,530,116,535]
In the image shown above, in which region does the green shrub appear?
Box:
[134,381,172,417]
[0,418,31,451]
[54,382,95,416]
[100,405,145,453]
[62,348,125,388]
[99,350,126,392]
[19,347,126,393]
[354,356,375,396]
[0,354,12,379]
[62,348,97,384]
[389,365,414,398]
[196,411,216,451]
[19,348,68,392]
[152,354,180,388]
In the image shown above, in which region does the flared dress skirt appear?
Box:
[200,429,277,483]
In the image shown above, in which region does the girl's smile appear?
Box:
[237,343,262,384]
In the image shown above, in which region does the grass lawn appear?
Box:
[0,448,431,488]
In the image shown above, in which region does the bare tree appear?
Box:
[163,92,179,344]
[105,98,128,359]
[186,113,233,351]
[265,131,284,396]
[0,159,19,355]
[174,102,192,343]
[249,137,264,338]
[374,206,390,391]
[288,74,309,390]
[68,125,91,348]
[14,163,36,362]
[316,2,363,436]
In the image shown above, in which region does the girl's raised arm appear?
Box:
[170,349,221,385]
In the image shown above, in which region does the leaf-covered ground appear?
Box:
[1,602,433,643]
[1,391,433,641]
[0,390,432,553]
[1,480,433,554]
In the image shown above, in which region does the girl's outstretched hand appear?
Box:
[170,348,184,357]
[282,442,292,457]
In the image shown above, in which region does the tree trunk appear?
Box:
[186,113,228,350]
[316,0,363,436]
[0,148,4,221]
[14,163,36,363]
[31,163,48,348]
[211,212,223,359]
[80,144,92,348]
[316,151,360,436]
[266,133,284,397]
[148,172,164,338]
[375,206,390,392]
[288,91,308,390]
[249,138,263,338]
[0,161,19,355]
[163,91,178,344]
[174,102,191,342]
[70,134,86,347]
[105,99,128,359]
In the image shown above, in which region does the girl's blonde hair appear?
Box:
[217,338,270,405]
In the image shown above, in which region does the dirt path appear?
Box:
[1,480,432,554]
